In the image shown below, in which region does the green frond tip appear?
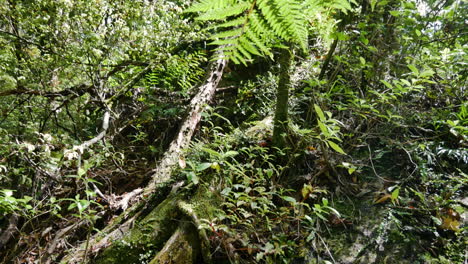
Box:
[184,0,237,13]
[196,2,251,21]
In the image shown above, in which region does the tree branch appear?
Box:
[72,111,111,155]
[0,84,93,98]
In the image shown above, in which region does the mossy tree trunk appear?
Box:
[87,184,219,264]
[272,48,293,148]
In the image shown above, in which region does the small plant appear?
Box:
[0,190,34,218]
[185,135,340,263]
[314,104,346,155]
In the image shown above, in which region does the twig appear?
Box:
[71,111,110,155]
[367,145,396,183]
[317,233,336,264]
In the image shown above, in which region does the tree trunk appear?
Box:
[272,48,292,148]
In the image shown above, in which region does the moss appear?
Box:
[92,182,222,264]
[149,223,201,264]
[93,194,182,264]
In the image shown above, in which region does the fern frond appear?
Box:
[197,2,251,21]
[330,0,353,14]
[206,17,245,30]
[184,0,236,13]
[211,28,244,39]
[186,0,352,64]
[257,0,308,50]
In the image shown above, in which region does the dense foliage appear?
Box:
[0,0,466,263]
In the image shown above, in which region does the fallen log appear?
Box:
[60,57,226,264]
[145,57,227,193]
[92,193,183,264]
[90,182,221,264]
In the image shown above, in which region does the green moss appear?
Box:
[93,194,182,264]
[149,223,201,264]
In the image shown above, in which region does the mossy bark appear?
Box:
[88,184,221,264]
[149,223,201,264]
[272,48,292,148]
[93,194,182,264]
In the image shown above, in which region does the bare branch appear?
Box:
[72,111,111,155]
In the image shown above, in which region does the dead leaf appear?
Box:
[439,208,461,231]
[374,193,392,204]
[178,156,186,169]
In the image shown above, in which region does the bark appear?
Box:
[272,48,292,148]
[318,38,339,81]
[83,185,218,264]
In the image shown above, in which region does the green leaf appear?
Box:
[327,141,346,155]
[359,36,369,45]
[380,80,393,89]
[282,196,297,204]
[391,187,400,201]
[431,216,442,226]
[407,64,419,76]
[210,28,243,39]
[211,162,221,172]
[400,79,411,86]
[2,190,13,197]
[201,147,222,158]
[306,230,315,241]
[78,167,86,177]
[318,120,330,137]
[359,57,366,65]
[222,151,239,158]
[322,198,328,206]
[335,32,348,41]
[68,203,77,211]
[370,0,377,11]
[206,17,245,30]
[326,207,341,217]
[389,10,400,17]
[196,162,212,171]
[420,69,435,78]
[314,104,326,121]
[186,171,199,185]
[197,2,250,21]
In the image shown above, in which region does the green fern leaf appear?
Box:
[211,28,243,39]
[184,0,235,13]
[197,2,251,21]
[186,0,352,64]
[206,17,245,30]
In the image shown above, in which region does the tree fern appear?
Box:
[145,51,207,91]
[186,0,353,64]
